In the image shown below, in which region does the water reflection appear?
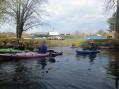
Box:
[107,51,119,89]
[37,58,47,70]
[76,53,97,64]
[0,58,57,89]
[48,57,56,63]
[12,61,48,89]
[88,54,97,64]
[13,62,28,82]
[37,57,56,70]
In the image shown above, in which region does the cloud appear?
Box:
[0,0,113,33]
[46,0,105,19]
[40,0,110,33]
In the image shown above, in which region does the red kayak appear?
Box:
[0,52,50,60]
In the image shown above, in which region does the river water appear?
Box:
[0,47,119,89]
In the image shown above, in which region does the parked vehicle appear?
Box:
[48,36,64,40]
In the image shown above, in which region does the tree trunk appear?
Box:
[16,22,23,38]
[115,0,119,39]
[16,0,23,39]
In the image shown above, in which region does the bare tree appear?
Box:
[2,0,47,38]
[0,0,6,20]
[106,0,116,11]
[106,0,119,38]
[116,0,119,38]
[0,0,6,5]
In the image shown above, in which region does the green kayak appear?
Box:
[0,48,23,53]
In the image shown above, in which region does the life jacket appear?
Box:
[38,44,47,53]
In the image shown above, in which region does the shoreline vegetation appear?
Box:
[0,34,119,50]
[82,39,119,50]
[0,38,84,50]
[0,35,83,50]
[0,37,119,51]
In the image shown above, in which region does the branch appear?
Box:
[23,22,48,31]
[105,0,116,11]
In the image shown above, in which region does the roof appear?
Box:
[83,36,107,40]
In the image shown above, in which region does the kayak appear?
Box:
[0,48,22,53]
[0,51,63,60]
[47,50,63,57]
[0,52,49,60]
[49,52,63,57]
[76,50,100,55]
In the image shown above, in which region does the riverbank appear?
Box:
[83,39,119,49]
[0,38,119,50]
[0,38,84,50]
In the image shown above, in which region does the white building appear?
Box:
[49,32,60,36]
[48,32,64,40]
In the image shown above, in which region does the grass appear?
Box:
[47,39,85,47]
[64,35,81,39]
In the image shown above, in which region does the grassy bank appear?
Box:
[0,38,84,50]
[48,39,84,47]
[95,39,119,49]
[0,37,119,50]
[81,39,119,49]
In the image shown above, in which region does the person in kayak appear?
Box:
[89,42,98,50]
[38,40,47,53]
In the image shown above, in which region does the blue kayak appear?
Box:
[76,50,100,55]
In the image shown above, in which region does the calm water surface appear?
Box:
[0,47,119,89]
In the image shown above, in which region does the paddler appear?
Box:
[38,40,47,53]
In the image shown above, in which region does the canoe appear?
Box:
[0,52,49,60]
[76,50,100,55]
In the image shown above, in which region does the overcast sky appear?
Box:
[0,0,115,33]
